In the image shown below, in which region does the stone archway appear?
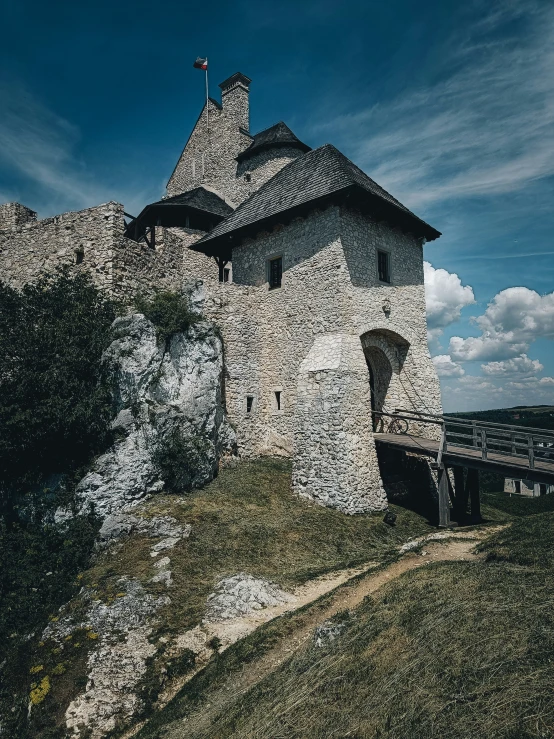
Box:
[360,329,410,430]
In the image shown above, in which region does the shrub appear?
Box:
[153,428,211,494]
[134,291,200,345]
[0,267,117,525]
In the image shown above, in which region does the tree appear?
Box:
[0,268,117,525]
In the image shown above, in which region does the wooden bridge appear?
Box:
[373,409,554,527]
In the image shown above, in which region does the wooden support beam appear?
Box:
[453,465,466,523]
[467,468,482,523]
[438,464,451,528]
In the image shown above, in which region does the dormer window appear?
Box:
[377,250,391,283]
[268,256,282,290]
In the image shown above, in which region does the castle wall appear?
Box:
[166,99,252,205]
[235,147,304,200]
[0,202,37,230]
[214,205,442,512]
[0,202,121,291]
[0,202,220,304]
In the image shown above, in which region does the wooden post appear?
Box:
[453,466,466,523]
[467,468,482,523]
[528,435,535,470]
[438,464,451,528]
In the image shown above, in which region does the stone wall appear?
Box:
[0,202,37,230]
[166,97,252,205]
[0,201,221,304]
[0,201,121,291]
[293,334,387,512]
[210,204,442,512]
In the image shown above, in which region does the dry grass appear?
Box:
[139,497,554,739]
[86,457,435,636]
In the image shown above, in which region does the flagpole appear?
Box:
[205,59,209,138]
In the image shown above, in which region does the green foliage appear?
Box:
[134,291,200,344]
[153,429,210,494]
[0,268,117,523]
[0,269,113,736]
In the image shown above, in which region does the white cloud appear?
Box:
[424,262,475,337]
[0,80,160,218]
[314,1,554,210]
[481,354,543,377]
[433,354,465,378]
[449,287,554,360]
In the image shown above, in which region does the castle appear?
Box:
[0,72,443,513]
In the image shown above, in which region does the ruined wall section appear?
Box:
[0,202,37,230]
[0,202,121,291]
[0,202,222,305]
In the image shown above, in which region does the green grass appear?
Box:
[133,488,554,739]
[86,458,434,636]
[27,457,433,737]
[482,491,554,517]
[185,512,554,739]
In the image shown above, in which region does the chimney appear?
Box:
[218,72,252,132]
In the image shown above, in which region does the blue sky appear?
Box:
[1,0,553,412]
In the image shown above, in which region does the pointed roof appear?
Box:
[192,144,440,256]
[236,121,311,162]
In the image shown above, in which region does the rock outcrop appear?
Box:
[204,574,293,622]
[75,313,235,518]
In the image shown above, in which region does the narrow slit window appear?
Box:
[246,395,254,413]
[377,250,390,283]
[223,267,231,283]
[269,257,282,290]
[75,250,84,265]
[275,391,281,411]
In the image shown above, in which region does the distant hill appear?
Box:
[451,405,554,432]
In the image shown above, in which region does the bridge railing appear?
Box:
[373,409,554,471]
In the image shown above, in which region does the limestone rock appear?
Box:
[314,619,346,648]
[75,313,236,518]
[96,513,191,549]
[204,574,293,622]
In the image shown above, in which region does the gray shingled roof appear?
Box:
[193,144,440,253]
[124,187,233,241]
[155,187,232,217]
[236,121,311,162]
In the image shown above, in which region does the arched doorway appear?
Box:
[360,329,410,431]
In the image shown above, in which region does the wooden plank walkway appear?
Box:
[374,433,554,484]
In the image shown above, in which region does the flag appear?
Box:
[193,57,208,70]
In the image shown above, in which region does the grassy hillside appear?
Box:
[139,495,554,739]
[17,458,437,738]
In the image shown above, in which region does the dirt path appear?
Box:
[154,529,494,739]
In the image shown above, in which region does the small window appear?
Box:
[269,257,282,290]
[75,249,84,265]
[514,480,521,494]
[275,391,281,411]
[539,483,547,496]
[246,395,254,413]
[244,172,252,182]
[377,250,390,283]
[223,267,231,283]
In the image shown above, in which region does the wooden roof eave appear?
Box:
[190,185,440,257]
